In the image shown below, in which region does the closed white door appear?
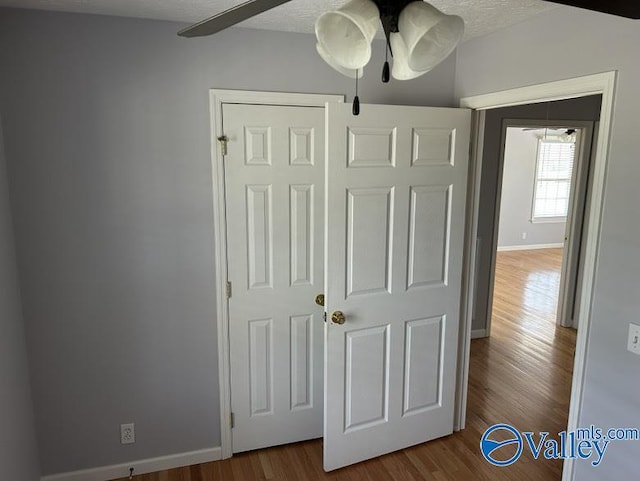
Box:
[223,103,325,453]
[324,103,471,470]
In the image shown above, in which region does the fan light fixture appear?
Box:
[315,0,464,114]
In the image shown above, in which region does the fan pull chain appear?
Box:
[382,44,390,83]
[352,71,360,116]
[382,43,391,84]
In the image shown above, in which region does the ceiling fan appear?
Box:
[177,0,639,39]
[177,0,638,114]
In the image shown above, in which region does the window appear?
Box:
[532,139,575,221]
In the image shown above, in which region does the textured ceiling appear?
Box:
[0,0,559,40]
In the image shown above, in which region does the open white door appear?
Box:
[556,124,594,328]
[324,103,471,470]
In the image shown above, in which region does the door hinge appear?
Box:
[226,281,232,299]
[323,312,327,323]
[230,412,235,429]
[218,135,228,156]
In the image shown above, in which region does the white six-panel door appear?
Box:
[324,103,471,470]
[223,103,325,453]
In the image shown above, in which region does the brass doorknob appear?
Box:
[315,294,325,307]
[331,311,346,325]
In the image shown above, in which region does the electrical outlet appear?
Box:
[521,232,527,240]
[120,423,135,445]
[628,324,640,356]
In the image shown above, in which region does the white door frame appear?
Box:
[209,89,344,459]
[455,71,616,481]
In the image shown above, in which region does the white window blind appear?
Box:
[532,139,576,220]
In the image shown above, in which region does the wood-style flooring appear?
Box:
[114,248,576,481]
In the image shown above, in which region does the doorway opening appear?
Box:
[469,119,597,478]
[474,108,600,478]
[458,77,613,481]
[470,97,602,340]
[489,120,595,334]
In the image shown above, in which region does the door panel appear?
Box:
[248,318,273,416]
[224,104,325,453]
[290,314,313,410]
[324,103,470,471]
[407,185,451,288]
[290,184,314,286]
[347,187,394,296]
[348,127,396,167]
[344,325,390,431]
[412,128,456,166]
[246,185,273,289]
[403,315,444,415]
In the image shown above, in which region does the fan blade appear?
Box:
[178,0,293,37]
[548,0,640,19]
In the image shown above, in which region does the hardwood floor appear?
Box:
[114,248,576,481]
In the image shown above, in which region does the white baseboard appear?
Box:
[497,243,564,252]
[41,447,221,481]
[471,329,488,339]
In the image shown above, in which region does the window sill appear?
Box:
[530,217,567,224]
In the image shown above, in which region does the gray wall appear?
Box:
[498,128,566,248]
[0,8,457,476]
[0,115,40,480]
[457,6,640,479]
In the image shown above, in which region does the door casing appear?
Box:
[457,71,617,481]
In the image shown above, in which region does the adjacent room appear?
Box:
[495,124,582,329]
